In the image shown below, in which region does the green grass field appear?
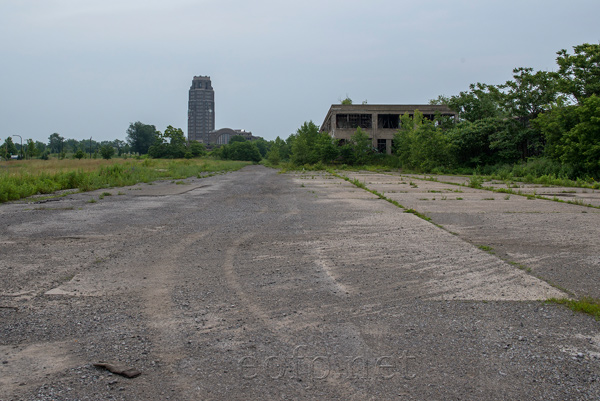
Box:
[0,158,251,202]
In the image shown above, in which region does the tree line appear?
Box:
[0,132,131,161]
[4,42,597,179]
[275,42,600,180]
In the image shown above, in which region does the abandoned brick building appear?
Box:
[320,104,457,154]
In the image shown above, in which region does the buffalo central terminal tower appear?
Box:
[187,76,215,143]
[187,76,258,144]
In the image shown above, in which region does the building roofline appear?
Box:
[320,104,456,131]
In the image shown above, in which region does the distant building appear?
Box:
[320,104,457,154]
[187,76,215,143]
[210,128,260,145]
[187,75,262,145]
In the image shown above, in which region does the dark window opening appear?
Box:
[378,114,400,129]
[377,139,387,153]
[336,114,372,129]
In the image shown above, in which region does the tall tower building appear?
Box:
[187,76,215,143]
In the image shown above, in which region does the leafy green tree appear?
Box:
[274,136,290,161]
[74,149,86,160]
[163,126,186,158]
[253,138,269,157]
[534,95,600,176]
[339,143,356,164]
[100,145,115,160]
[290,135,314,165]
[3,137,17,156]
[315,133,339,163]
[290,121,321,165]
[341,96,353,105]
[500,68,561,121]
[35,141,47,155]
[394,111,452,171]
[556,43,600,104]
[446,83,505,122]
[229,135,247,143]
[48,133,64,154]
[126,122,158,154]
[148,126,186,158]
[64,138,79,153]
[114,139,126,156]
[220,141,262,162]
[0,140,8,160]
[350,127,372,165]
[26,139,38,159]
[148,131,167,158]
[189,141,206,157]
[266,146,281,165]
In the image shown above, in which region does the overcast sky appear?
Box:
[1,0,599,144]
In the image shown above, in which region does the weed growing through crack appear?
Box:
[547,297,600,320]
[478,245,495,254]
[509,261,531,273]
[468,175,484,189]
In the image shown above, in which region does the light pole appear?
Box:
[12,135,22,160]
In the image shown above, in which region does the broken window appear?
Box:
[378,114,400,129]
[377,139,387,153]
[336,114,372,129]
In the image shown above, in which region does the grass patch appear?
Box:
[547,297,600,320]
[33,206,75,211]
[0,158,250,203]
[478,245,494,253]
[468,175,484,189]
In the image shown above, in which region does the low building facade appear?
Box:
[320,104,457,154]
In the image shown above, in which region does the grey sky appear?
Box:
[1,0,598,144]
